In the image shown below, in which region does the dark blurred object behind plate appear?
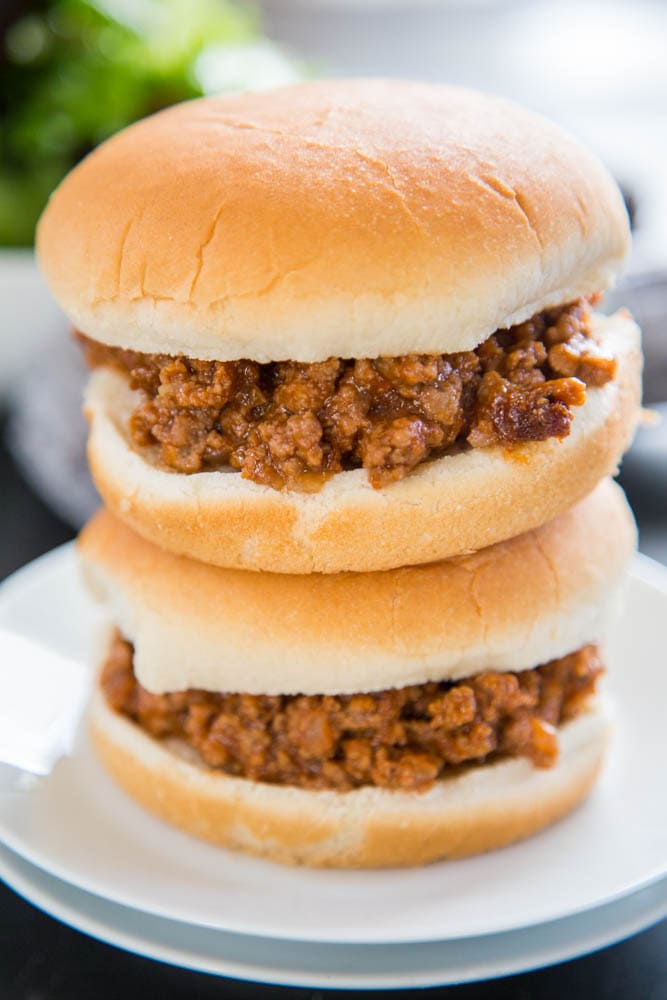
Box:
[6,337,98,529]
[607,272,667,405]
[607,273,667,560]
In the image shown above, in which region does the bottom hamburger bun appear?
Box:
[90,688,610,868]
[83,311,641,574]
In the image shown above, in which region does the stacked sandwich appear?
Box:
[37,80,642,867]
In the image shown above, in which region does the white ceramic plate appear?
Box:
[2,843,665,990]
[1,545,666,946]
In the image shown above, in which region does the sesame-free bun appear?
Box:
[37,80,629,362]
[78,479,635,697]
[83,311,641,574]
[90,687,610,867]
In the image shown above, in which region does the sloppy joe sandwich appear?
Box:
[79,479,635,868]
[38,80,641,573]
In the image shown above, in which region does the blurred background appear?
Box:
[1,0,665,577]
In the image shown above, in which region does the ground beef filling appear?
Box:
[79,299,615,490]
[101,634,602,792]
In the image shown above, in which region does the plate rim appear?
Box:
[1,842,665,990]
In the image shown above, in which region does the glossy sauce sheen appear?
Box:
[79,300,615,491]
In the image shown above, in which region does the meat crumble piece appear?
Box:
[80,299,615,490]
[101,634,603,792]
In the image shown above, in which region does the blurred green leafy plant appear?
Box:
[0,0,282,246]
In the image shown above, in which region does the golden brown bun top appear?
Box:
[37,79,629,362]
[78,479,635,695]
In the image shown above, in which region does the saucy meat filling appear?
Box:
[101,633,602,792]
[80,299,615,490]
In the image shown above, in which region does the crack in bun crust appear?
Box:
[37,80,629,362]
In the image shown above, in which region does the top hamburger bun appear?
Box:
[78,478,635,697]
[37,79,629,362]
